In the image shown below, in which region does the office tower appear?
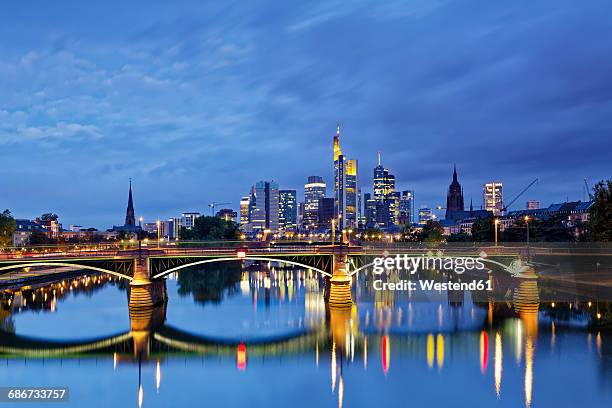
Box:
[239,196,250,225]
[372,152,398,228]
[180,212,200,229]
[333,125,345,228]
[345,159,358,228]
[297,202,305,228]
[279,190,297,231]
[445,165,465,220]
[332,125,359,230]
[418,207,433,225]
[399,190,415,225]
[364,193,376,227]
[526,200,540,210]
[250,181,279,232]
[304,176,326,229]
[317,197,335,231]
[484,182,504,215]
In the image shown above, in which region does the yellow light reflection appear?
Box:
[495,332,503,398]
[436,334,444,369]
[338,375,344,408]
[426,334,435,368]
[525,337,534,408]
[331,342,337,392]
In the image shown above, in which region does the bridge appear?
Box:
[0,242,556,309]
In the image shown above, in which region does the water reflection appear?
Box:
[0,263,611,407]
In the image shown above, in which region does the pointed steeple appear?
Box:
[452,164,458,183]
[124,179,136,227]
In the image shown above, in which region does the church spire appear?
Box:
[124,179,136,227]
[453,164,458,183]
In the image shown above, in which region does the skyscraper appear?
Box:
[304,176,326,229]
[445,165,465,220]
[345,159,359,228]
[317,197,335,231]
[333,125,345,228]
[124,179,135,227]
[279,190,297,231]
[364,193,376,227]
[239,196,250,225]
[372,153,398,228]
[250,181,279,232]
[399,190,415,225]
[484,182,504,215]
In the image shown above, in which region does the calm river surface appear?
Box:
[0,263,611,407]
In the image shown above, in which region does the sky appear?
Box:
[1,0,611,229]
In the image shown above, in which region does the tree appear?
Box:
[447,231,470,242]
[29,230,53,245]
[587,180,612,242]
[471,217,495,242]
[419,220,445,243]
[40,213,59,222]
[363,227,383,240]
[0,210,16,247]
[180,216,240,240]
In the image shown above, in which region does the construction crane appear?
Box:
[208,202,231,216]
[583,178,594,200]
[502,178,538,213]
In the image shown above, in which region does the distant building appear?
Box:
[484,182,504,215]
[526,200,540,210]
[418,207,433,225]
[345,159,359,228]
[304,176,326,229]
[278,190,297,231]
[12,219,43,246]
[317,197,335,231]
[445,165,465,221]
[216,208,237,223]
[333,125,359,229]
[180,212,200,229]
[399,190,415,225]
[69,225,83,232]
[372,152,398,228]
[239,196,250,225]
[364,193,376,227]
[250,180,279,232]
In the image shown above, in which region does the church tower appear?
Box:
[124,179,136,227]
[445,165,464,220]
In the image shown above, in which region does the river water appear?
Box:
[0,262,610,407]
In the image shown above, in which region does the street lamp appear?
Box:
[494,218,500,247]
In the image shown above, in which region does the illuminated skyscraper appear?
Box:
[250,181,279,232]
[399,190,415,225]
[345,159,359,228]
[304,176,326,229]
[333,125,345,228]
[372,153,398,228]
[240,196,250,225]
[484,182,504,215]
[279,190,297,231]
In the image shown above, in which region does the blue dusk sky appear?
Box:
[1,0,611,228]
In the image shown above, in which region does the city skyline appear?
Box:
[1,0,611,228]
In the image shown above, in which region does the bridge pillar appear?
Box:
[129,257,167,309]
[326,246,353,308]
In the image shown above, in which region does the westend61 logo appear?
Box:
[371,254,492,292]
